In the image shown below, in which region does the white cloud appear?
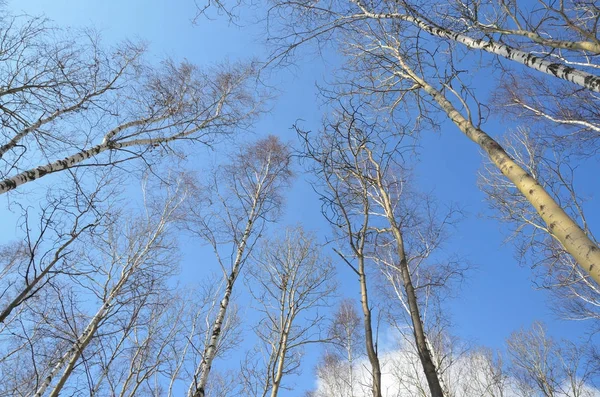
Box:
[311,339,600,397]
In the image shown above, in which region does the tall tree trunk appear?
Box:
[188,136,291,397]
[45,301,109,397]
[399,59,600,285]
[369,155,445,397]
[347,337,355,397]
[189,208,256,397]
[357,254,382,397]
[33,207,173,397]
[189,275,236,397]
[0,76,126,159]
[396,246,444,397]
[354,4,600,92]
[34,280,123,397]
[0,119,209,195]
[270,327,290,397]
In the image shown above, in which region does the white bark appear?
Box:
[31,189,182,397]
[188,140,289,397]
[351,1,600,92]
[367,149,444,397]
[0,117,210,195]
[395,56,600,285]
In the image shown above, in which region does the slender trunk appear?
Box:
[189,275,236,397]
[189,209,256,397]
[347,335,355,397]
[34,213,171,397]
[0,119,46,159]
[0,228,88,323]
[357,254,382,397]
[34,286,118,397]
[189,146,280,397]
[0,118,209,195]
[355,4,600,92]
[405,14,600,92]
[46,305,105,397]
[400,60,600,286]
[396,244,444,397]
[0,80,125,159]
[0,272,44,323]
[369,154,444,396]
[0,143,112,194]
[477,27,600,53]
[42,251,152,397]
[270,289,293,397]
[270,328,289,397]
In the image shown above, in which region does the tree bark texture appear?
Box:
[402,65,600,286]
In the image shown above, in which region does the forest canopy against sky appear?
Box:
[1,0,600,396]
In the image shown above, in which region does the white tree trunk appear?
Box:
[189,208,256,397]
[32,202,176,397]
[354,3,600,92]
[270,327,290,397]
[400,60,600,285]
[33,291,116,397]
[0,117,209,195]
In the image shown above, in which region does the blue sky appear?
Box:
[4,0,598,395]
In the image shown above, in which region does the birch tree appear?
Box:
[479,128,600,332]
[358,31,600,286]
[0,172,112,325]
[355,0,600,91]
[266,0,600,287]
[507,322,600,397]
[0,11,260,195]
[185,136,293,397]
[309,300,366,397]
[29,178,186,397]
[453,0,600,52]
[299,121,383,397]
[304,101,455,396]
[268,0,599,91]
[0,170,115,396]
[87,292,187,396]
[472,0,600,157]
[455,348,508,397]
[242,226,335,397]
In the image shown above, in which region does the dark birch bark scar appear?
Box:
[380,12,600,92]
[409,63,600,285]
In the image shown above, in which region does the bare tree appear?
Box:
[493,70,600,158]
[452,0,600,54]
[265,0,600,287]
[479,128,600,332]
[0,171,113,324]
[185,135,293,397]
[29,177,187,397]
[90,291,189,397]
[242,226,336,397]
[299,99,458,396]
[298,114,383,397]
[455,1,600,156]
[307,101,452,396]
[309,299,365,397]
[456,348,508,397]
[382,44,600,285]
[0,11,261,195]
[267,0,599,90]
[355,0,600,91]
[507,322,600,397]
